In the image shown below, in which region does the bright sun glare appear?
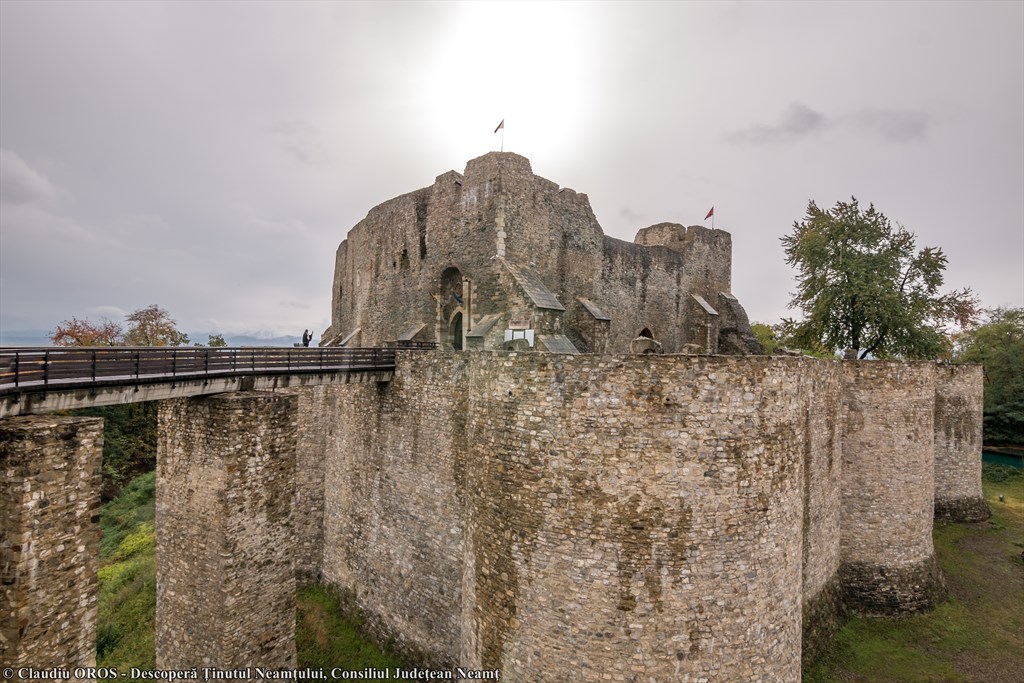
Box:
[415,2,595,166]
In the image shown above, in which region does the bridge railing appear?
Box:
[0,346,401,395]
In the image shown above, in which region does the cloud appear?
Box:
[270,120,332,166]
[844,109,930,142]
[0,148,58,206]
[729,103,931,145]
[727,103,828,145]
[87,305,128,319]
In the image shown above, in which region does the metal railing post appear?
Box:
[172,348,177,377]
[91,349,97,383]
[13,352,19,388]
[43,350,50,386]
[135,349,140,380]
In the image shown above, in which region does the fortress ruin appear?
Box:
[0,154,989,681]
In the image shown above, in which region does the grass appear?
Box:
[296,584,407,670]
[94,470,401,674]
[805,465,1024,682]
[96,471,157,674]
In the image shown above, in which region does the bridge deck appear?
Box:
[0,345,431,416]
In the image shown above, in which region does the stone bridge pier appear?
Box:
[1,416,103,671]
[156,392,298,668]
[1,391,299,671]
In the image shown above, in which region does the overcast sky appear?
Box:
[2,1,1021,342]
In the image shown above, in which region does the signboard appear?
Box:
[508,319,531,330]
[504,329,535,347]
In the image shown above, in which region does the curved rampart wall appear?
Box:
[462,354,805,681]
[933,364,989,521]
[799,361,845,663]
[839,362,944,615]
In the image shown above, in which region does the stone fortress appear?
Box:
[1,153,990,682]
[321,152,763,356]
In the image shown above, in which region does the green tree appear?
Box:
[750,323,779,355]
[48,304,187,499]
[207,333,227,347]
[781,198,978,359]
[955,307,1024,444]
[124,305,189,347]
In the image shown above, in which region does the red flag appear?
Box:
[704,207,714,220]
[494,119,505,134]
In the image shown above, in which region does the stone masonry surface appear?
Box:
[839,362,945,615]
[156,392,297,668]
[0,349,986,676]
[0,415,103,676]
[326,153,762,355]
[933,364,990,522]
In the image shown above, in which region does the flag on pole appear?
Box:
[494,119,505,134]
[704,207,714,220]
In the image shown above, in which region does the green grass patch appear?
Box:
[296,584,407,670]
[805,465,1024,682]
[96,470,157,676]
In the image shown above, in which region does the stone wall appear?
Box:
[462,353,805,682]
[156,392,297,668]
[0,415,103,672]
[933,364,989,522]
[319,353,470,665]
[798,363,845,663]
[318,352,807,680]
[839,362,944,615]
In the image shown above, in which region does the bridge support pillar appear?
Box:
[1,415,103,672]
[156,392,297,668]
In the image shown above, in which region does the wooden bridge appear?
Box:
[0,343,435,417]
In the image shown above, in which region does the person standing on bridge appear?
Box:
[302,329,311,347]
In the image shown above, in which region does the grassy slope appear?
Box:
[96,471,157,672]
[805,465,1024,682]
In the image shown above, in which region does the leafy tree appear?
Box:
[207,333,227,347]
[124,305,189,347]
[750,323,779,355]
[51,317,124,346]
[781,198,978,359]
[955,308,1024,444]
[48,304,188,499]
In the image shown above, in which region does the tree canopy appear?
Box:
[954,308,1024,444]
[123,304,190,347]
[51,317,124,346]
[52,304,191,348]
[781,198,977,359]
